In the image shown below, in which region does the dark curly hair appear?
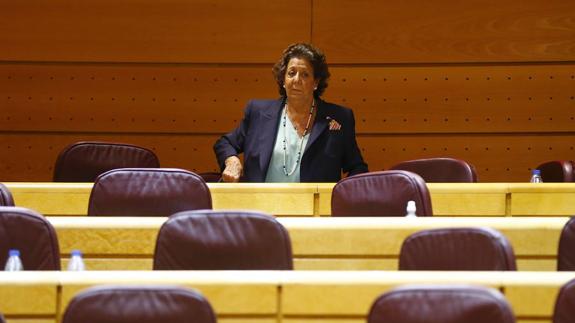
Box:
[272,43,330,98]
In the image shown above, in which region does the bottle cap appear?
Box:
[8,249,20,257]
[532,169,541,175]
[71,250,82,257]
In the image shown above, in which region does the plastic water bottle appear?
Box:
[67,250,86,271]
[405,200,417,218]
[4,249,24,271]
[530,169,543,183]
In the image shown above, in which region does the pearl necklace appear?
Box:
[282,100,315,176]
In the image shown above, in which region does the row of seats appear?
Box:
[4,167,434,216]
[1,280,574,323]
[3,205,575,271]
[51,140,574,183]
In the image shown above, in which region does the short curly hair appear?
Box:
[272,43,330,98]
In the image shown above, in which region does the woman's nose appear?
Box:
[293,73,302,83]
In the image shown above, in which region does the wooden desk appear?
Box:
[1,271,573,323]
[7,182,575,217]
[51,217,567,271]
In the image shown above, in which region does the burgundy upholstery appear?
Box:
[536,160,575,182]
[399,227,516,270]
[390,157,478,182]
[88,168,212,217]
[331,170,432,217]
[54,141,160,182]
[553,278,575,323]
[0,314,4,323]
[558,217,575,270]
[0,183,14,206]
[62,286,216,323]
[0,206,61,270]
[154,210,293,270]
[368,285,516,323]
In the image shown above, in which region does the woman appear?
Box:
[214,43,368,182]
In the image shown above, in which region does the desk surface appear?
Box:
[6,182,575,217]
[50,217,567,271]
[0,270,573,323]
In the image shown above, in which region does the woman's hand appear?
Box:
[222,156,242,182]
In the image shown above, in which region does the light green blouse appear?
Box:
[265,107,310,182]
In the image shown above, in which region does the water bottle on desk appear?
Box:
[4,249,24,271]
[67,250,86,271]
[530,169,543,183]
[405,200,417,218]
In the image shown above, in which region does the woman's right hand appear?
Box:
[222,156,242,182]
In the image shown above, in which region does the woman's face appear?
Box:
[284,57,319,102]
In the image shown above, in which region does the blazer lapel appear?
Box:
[258,99,284,175]
[304,99,329,153]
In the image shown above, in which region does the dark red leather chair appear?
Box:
[558,217,575,271]
[536,160,575,182]
[553,278,575,323]
[331,170,432,217]
[0,206,61,270]
[390,157,478,182]
[0,183,15,206]
[154,210,293,270]
[88,168,212,217]
[368,285,516,323]
[399,227,516,270]
[54,141,160,182]
[62,286,216,323]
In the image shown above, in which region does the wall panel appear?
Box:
[1,64,277,133]
[313,0,575,63]
[0,0,310,63]
[0,133,220,181]
[358,135,575,182]
[324,65,575,133]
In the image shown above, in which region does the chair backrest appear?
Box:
[536,160,575,182]
[399,227,516,271]
[553,278,575,323]
[54,141,160,182]
[0,313,4,323]
[331,170,432,217]
[390,157,478,182]
[88,168,212,217]
[0,183,15,206]
[558,217,575,270]
[197,172,222,183]
[368,285,516,323]
[154,210,293,270]
[0,206,61,270]
[62,286,216,323]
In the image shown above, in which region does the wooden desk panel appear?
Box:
[7,182,575,217]
[1,271,573,323]
[281,271,574,322]
[59,271,279,318]
[0,272,59,320]
[50,217,568,271]
[318,183,510,216]
[509,183,575,216]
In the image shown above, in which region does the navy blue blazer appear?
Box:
[214,98,369,182]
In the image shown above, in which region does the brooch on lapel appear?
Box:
[326,117,342,131]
